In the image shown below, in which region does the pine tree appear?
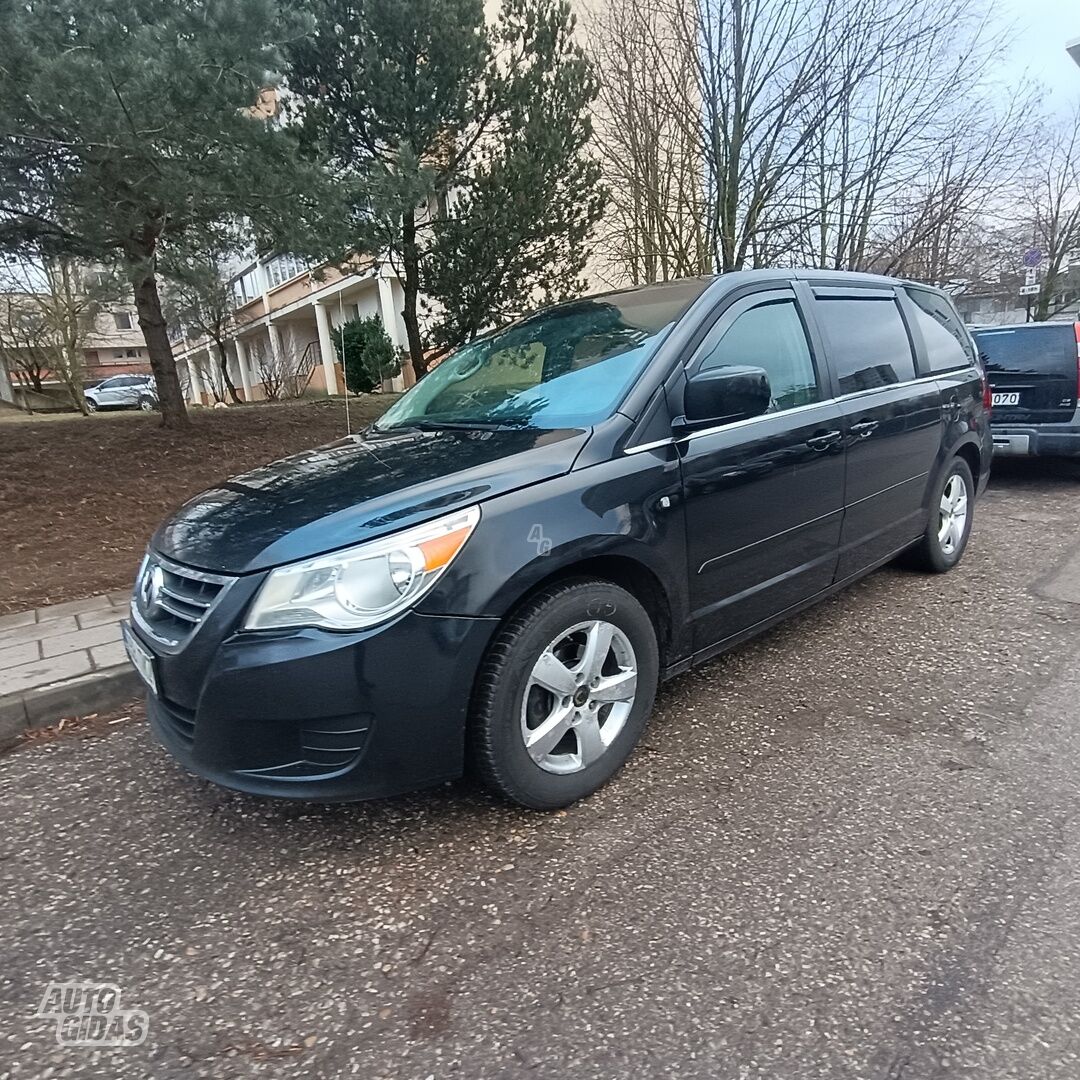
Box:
[287,0,605,376]
[0,0,345,428]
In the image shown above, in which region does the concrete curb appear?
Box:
[0,664,143,748]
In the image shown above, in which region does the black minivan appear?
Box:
[125,270,991,809]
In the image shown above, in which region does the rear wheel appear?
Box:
[904,457,974,573]
[470,580,659,810]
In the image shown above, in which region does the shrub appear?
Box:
[334,316,400,394]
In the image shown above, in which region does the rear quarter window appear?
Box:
[973,326,1074,374]
[905,288,973,372]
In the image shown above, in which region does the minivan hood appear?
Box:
[152,426,589,574]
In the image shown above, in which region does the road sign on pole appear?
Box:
[1022,248,1044,268]
[1019,283,1040,296]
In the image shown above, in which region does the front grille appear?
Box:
[133,555,234,646]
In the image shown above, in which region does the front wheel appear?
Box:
[84,397,98,413]
[138,396,156,412]
[470,580,659,810]
[904,457,975,573]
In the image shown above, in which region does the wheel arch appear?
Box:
[953,440,981,487]
[486,552,678,669]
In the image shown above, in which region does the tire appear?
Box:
[84,397,98,413]
[470,579,659,810]
[903,457,975,573]
[138,396,156,413]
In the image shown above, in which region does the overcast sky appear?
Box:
[995,0,1078,115]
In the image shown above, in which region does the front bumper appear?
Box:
[136,610,498,801]
[992,423,1080,458]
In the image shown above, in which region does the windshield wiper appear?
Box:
[375,417,536,434]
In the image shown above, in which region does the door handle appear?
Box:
[806,430,842,451]
[850,419,879,438]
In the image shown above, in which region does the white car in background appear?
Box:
[84,374,157,413]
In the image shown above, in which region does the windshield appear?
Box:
[375,281,710,432]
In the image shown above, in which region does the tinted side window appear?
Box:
[815,297,916,393]
[905,288,972,372]
[697,299,819,412]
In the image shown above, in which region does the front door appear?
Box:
[679,289,846,653]
[96,378,123,405]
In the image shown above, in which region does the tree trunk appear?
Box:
[401,210,427,377]
[216,341,242,405]
[130,261,189,429]
[63,339,88,415]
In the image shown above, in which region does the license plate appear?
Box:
[122,623,157,695]
[992,392,1020,406]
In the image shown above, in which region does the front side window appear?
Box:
[375,281,710,432]
[696,299,819,412]
[815,297,916,393]
[905,288,972,372]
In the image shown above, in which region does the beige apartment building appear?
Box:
[82,306,151,378]
[170,254,410,404]
[0,292,148,407]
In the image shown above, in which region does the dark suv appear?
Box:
[971,322,1080,460]
[124,270,991,810]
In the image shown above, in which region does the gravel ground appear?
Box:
[2,461,1080,1079]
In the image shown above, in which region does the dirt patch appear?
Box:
[0,397,392,614]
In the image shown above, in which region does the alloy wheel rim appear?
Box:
[520,619,638,775]
[937,473,969,555]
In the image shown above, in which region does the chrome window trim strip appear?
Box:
[624,370,973,455]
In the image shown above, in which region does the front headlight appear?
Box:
[244,506,480,631]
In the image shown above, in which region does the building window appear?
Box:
[265,254,308,289]
[230,267,262,308]
[113,350,125,360]
[113,312,133,330]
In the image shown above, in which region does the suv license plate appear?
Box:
[992,392,1020,406]
[122,623,157,695]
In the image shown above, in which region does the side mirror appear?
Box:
[682,365,771,426]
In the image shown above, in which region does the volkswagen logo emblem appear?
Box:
[140,563,164,618]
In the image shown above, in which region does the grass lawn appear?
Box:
[0,396,393,615]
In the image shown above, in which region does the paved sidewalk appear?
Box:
[0,592,140,745]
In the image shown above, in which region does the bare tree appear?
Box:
[797,0,1030,278]
[250,336,309,401]
[0,290,50,398]
[690,0,859,272]
[1024,107,1080,321]
[0,257,106,413]
[164,252,246,404]
[588,0,1034,289]
[585,0,709,285]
